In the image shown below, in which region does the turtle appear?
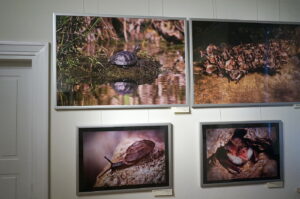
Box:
[109,45,141,68]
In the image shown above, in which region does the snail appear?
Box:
[97,139,155,178]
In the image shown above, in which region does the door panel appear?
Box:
[0,78,18,156]
[0,175,17,199]
[0,65,32,199]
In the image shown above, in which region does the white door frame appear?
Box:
[0,41,49,199]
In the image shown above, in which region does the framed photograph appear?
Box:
[200,121,283,187]
[77,123,172,195]
[53,13,189,109]
[190,19,300,107]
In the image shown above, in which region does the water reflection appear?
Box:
[111,79,138,95]
[57,42,186,106]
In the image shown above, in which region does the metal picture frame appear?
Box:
[190,18,300,107]
[200,120,283,187]
[77,123,173,195]
[53,13,189,109]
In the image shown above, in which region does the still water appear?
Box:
[57,42,186,106]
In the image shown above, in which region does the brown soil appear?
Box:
[194,58,300,104]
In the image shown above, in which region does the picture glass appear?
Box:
[192,20,300,106]
[55,14,187,108]
[78,124,171,194]
[201,122,282,186]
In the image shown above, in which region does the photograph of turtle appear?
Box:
[54,14,187,108]
[191,20,300,106]
[77,124,172,194]
[201,121,282,187]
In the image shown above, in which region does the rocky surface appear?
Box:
[207,152,277,181]
[206,127,277,158]
[205,127,279,181]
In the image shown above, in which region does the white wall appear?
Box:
[1,0,300,199]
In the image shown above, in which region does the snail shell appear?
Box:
[123,139,155,165]
[98,140,156,179]
[103,139,155,172]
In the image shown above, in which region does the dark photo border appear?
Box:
[77,123,173,195]
[200,121,283,187]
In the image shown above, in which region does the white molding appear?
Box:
[0,41,48,57]
[0,41,49,199]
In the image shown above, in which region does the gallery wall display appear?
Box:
[77,123,172,195]
[200,121,283,187]
[190,19,300,107]
[53,13,189,109]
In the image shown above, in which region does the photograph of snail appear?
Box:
[77,123,172,194]
[191,20,300,107]
[201,121,283,187]
[54,13,188,109]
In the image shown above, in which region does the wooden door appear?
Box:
[0,62,33,199]
[0,42,49,199]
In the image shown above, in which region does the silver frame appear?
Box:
[53,13,190,109]
[200,120,284,187]
[76,123,173,195]
[189,18,300,108]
